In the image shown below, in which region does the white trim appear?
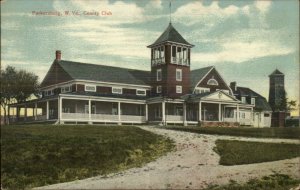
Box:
[148,41,194,48]
[39,79,151,90]
[157,69,162,81]
[192,66,234,95]
[176,69,182,81]
[157,85,162,93]
[85,85,96,92]
[251,97,255,105]
[59,93,146,104]
[207,78,219,86]
[192,66,214,93]
[241,97,246,103]
[136,89,146,96]
[112,87,123,94]
[61,85,71,93]
[176,85,182,93]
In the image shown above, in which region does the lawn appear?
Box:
[164,126,300,139]
[1,125,174,189]
[206,173,300,190]
[214,140,300,165]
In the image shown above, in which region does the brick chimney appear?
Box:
[55,50,61,60]
[230,81,237,91]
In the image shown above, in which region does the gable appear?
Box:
[203,91,237,102]
[40,61,73,88]
[196,68,232,94]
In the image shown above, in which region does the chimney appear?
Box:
[230,81,237,91]
[55,50,61,60]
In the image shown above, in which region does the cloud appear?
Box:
[173,1,239,26]
[255,1,272,13]
[192,29,294,64]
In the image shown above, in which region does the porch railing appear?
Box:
[166,115,183,121]
[91,114,118,121]
[61,113,146,122]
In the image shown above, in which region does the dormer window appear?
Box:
[85,85,96,92]
[207,77,218,86]
[61,86,71,93]
[251,98,255,105]
[241,97,246,103]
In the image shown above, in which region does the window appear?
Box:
[112,103,118,115]
[176,69,182,81]
[207,78,218,86]
[172,46,176,58]
[45,89,54,96]
[176,85,182,93]
[112,87,122,94]
[157,86,162,93]
[242,112,245,119]
[264,113,270,117]
[241,97,246,103]
[136,89,146,96]
[61,86,71,93]
[194,87,210,94]
[63,107,70,113]
[157,69,162,81]
[251,98,255,105]
[85,85,96,92]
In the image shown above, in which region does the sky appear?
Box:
[1,0,299,115]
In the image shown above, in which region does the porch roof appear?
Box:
[61,92,148,100]
[182,91,249,105]
[9,95,59,106]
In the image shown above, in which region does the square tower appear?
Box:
[147,23,194,98]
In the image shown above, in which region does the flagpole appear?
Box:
[169,0,172,24]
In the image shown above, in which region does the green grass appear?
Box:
[206,173,300,190]
[164,126,300,139]
[214,140,300,165]
[1,125,175,189]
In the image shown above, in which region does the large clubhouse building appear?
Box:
[9,23,272,127]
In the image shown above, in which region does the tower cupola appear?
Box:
[147,23,194,97]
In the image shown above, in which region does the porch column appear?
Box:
[16,106,20,121]
[251,107,254,126]
[88,100,92,124]
[58,97,62,123]
[199,101,202,121]
[34,102,37,120]
[162,101,166,125]
[236,105,240,122]
[46,101,49,120]
[183,103,187,126]
[145,104,148,122]
[118,102,121,125]
[218,103,221,121]
[24,104,27,121]
[7,105,10,125]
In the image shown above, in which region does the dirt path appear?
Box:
[36,126,300,189]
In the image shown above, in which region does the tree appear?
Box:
[0,66,17,125]
[0,66,39,125]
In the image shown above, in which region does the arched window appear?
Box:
[207,78,218,86]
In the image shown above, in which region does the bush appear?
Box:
[214,140,300,165]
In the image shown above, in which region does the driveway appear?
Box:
[37,126,300,189]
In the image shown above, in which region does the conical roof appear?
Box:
[269,69,284,76]
[148,23,193,47]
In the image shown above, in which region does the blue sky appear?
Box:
[1,0,299,114]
